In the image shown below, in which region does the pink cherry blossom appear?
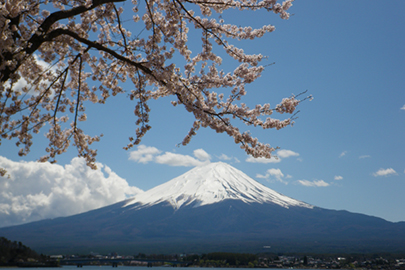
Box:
[0,0,310,168]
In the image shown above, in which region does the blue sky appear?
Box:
[1,0,404,227]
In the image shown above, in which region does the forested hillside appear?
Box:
[0,237,50,266]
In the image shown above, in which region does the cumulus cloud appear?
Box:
[128,145,161,163]
[277,150,299,158]
[217,154,232,160]
[218,154,232,160]
[129,145,210,167]
[297,179,329,187]
[401,104,405,110]
[373,168,397,177]
[256,168,288,184]
[193,149,211,161]
[155,152,208,167]
[246,149,299,163]
[0,156,143,228]
[246,156,280,164]
[334,175,343,180]
[216,154,240,163]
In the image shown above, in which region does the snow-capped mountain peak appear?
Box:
[125,162,312,210]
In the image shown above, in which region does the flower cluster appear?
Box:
[0,0,307,167]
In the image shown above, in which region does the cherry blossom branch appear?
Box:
[44,28,160,82]
[0,0,126,84]
[113,5,129,50]
[73,56,83,132]
[53,70,68,126]
[1,0,303,166]
[174,0,246,62]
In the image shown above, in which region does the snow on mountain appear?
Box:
[125,162,312,210]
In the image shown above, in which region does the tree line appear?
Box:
[0,236,40,265]
[0,237,57,267]
[134,252,258,267]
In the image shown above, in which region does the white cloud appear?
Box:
[0,156,143,228]
[129,145,211,167]
[297,179,329,187]
[373,168,397,177]
[246,149,299,163]
[401,104,405,110]
[334,175,343,180]
[266,168,284,179]
[255,173,266,179]
[246,156,280,164]
[193,149,211,161]
[129,145,161,164]
[359,155,371,159]
[256,168,288,184]
[5,55,61,96]
[277,149,299,158]
[155,152,208,167]
[339,151,348,158]
[217,154,232,160]
[217,154,240,163]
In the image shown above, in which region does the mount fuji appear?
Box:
[124,162,312,210]
[1,162,404,254]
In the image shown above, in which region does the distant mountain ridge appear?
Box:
[0,162,404,254]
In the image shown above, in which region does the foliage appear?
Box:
[201,252,258,266]
[133,252,258,267]
[0,0,309,168]
[0,236,40,264]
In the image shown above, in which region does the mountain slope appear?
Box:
[0,162,404,254]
